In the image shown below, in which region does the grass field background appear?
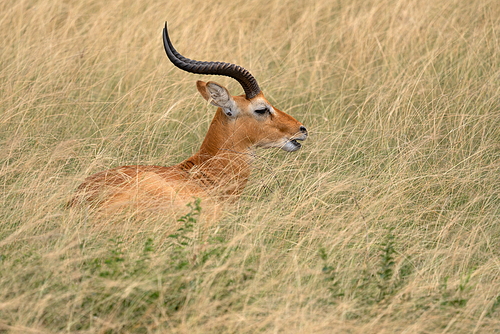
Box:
[1,0,500,332]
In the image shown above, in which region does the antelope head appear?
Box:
[162,23,308,155]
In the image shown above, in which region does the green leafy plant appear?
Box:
[167,198,202,270]
[439,270,474,308]
[319,247,344,299]
[377,227,396,301]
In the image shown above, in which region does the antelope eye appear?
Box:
[255,107,268,115]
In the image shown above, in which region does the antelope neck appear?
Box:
[177,109,254,194]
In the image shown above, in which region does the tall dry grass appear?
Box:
[1,0,500,332]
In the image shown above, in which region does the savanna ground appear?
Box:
[1,0,500,332]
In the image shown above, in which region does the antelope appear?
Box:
[70,22,307,213]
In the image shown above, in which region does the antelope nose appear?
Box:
[300,125,308,135]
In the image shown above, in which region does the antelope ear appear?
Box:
[196,81,238,117]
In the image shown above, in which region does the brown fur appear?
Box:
[70,81,306,214]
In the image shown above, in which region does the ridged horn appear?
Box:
[162,22,261,99]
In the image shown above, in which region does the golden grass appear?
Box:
[1,0,500,332]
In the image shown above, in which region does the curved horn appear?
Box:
[162,22,261,99]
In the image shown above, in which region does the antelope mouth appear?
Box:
[281,137,305,152]
[290,139,302,148]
